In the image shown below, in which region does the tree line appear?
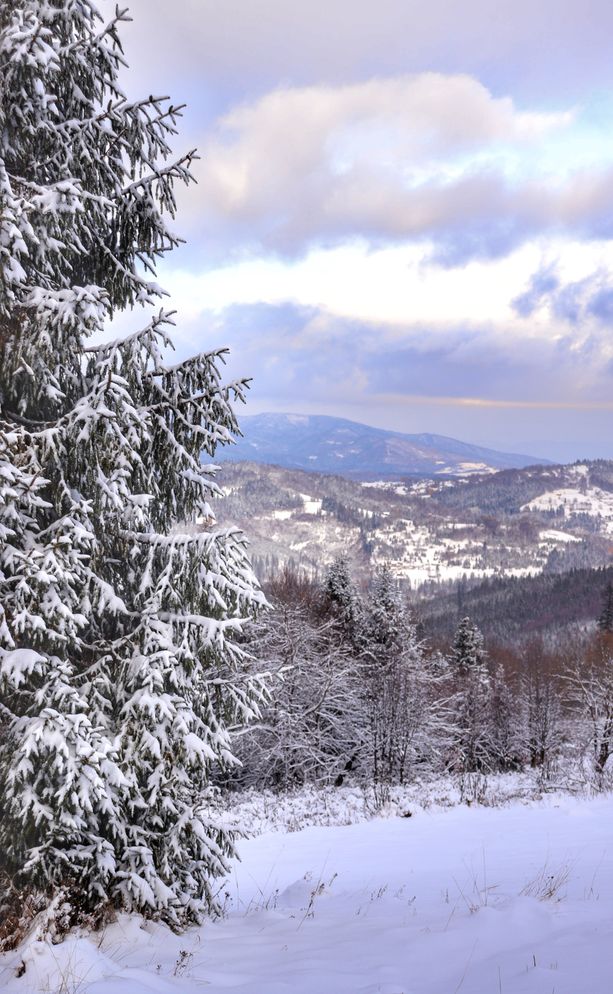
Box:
[226,561,613,795]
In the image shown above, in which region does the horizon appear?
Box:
[108,1,613,464]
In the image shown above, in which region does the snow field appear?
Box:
[3,788,613,994]
[523,486,613,533]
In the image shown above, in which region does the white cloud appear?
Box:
[177,75,577,254]
[163,237,613,336]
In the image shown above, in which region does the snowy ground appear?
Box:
[3,785,613,994]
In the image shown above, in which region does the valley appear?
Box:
[215,459,613,587]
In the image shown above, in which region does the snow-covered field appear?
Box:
[3,785,613,994]
[523,485,613,534]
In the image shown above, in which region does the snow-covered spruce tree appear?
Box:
[451,616,486,676]
[360,567,447,785]
[0,1,264,930]
[448,617,492,773]
[363,564,404,653]
[322,555,363,649]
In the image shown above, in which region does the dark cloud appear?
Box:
[427,217,531,268]
[512,265,560,317]
[587,286,613,325]
[513,266,613,328]
[175,299,613,407]
[551,279,591,325]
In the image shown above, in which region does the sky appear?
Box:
[113,0,613,462]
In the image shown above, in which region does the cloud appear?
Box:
[115,5,613,265]
[512,265,613,333]
[172,299,613,409]
[162,75,607,263]
[158,239,613,351]
[512,265,560,317]
[105,292,613,460]
[123,0,613,110]
[108,2,613,462]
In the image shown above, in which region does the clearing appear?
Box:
[2,787,612,993]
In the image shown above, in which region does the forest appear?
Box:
[226,559,613,798]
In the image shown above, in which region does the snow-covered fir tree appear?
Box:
[448,617,492,772]
[323,555,363,647]
[0,0,264,931]
[360,567,447,785]
[451,616,487,676]
[364,565,405,652]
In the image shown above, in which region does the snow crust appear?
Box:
[3,784,613,994]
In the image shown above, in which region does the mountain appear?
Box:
[219,413,549,478]
[216,457,613,579]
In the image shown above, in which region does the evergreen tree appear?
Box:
[364,564,405,652]
[598,581,613,633]
[448,617,492,773]
[0,1,263,930]
[323,555,363,647]
[451,617,487,676]
[359,566,447,785]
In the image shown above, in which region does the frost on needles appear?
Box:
[0,0,265,933]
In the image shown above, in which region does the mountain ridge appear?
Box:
[219,413,551,478]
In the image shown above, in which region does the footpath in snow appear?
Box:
[2,788,612,994]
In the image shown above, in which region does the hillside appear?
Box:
[5,789,613,994]
[217,413,549,478]
[215,459,613,591]
[213,459,613,644]
[415,564,613,644]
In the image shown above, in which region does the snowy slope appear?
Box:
[523,484,613,534]
[3,789,613,994]
[216,461,613,589]
[218,413,548,478]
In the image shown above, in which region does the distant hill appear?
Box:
[416,565,613,645]
[219,413,550,478]
[213,455,613,644]
[215,459,613,595]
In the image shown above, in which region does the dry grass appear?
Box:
[520,861,572,901]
